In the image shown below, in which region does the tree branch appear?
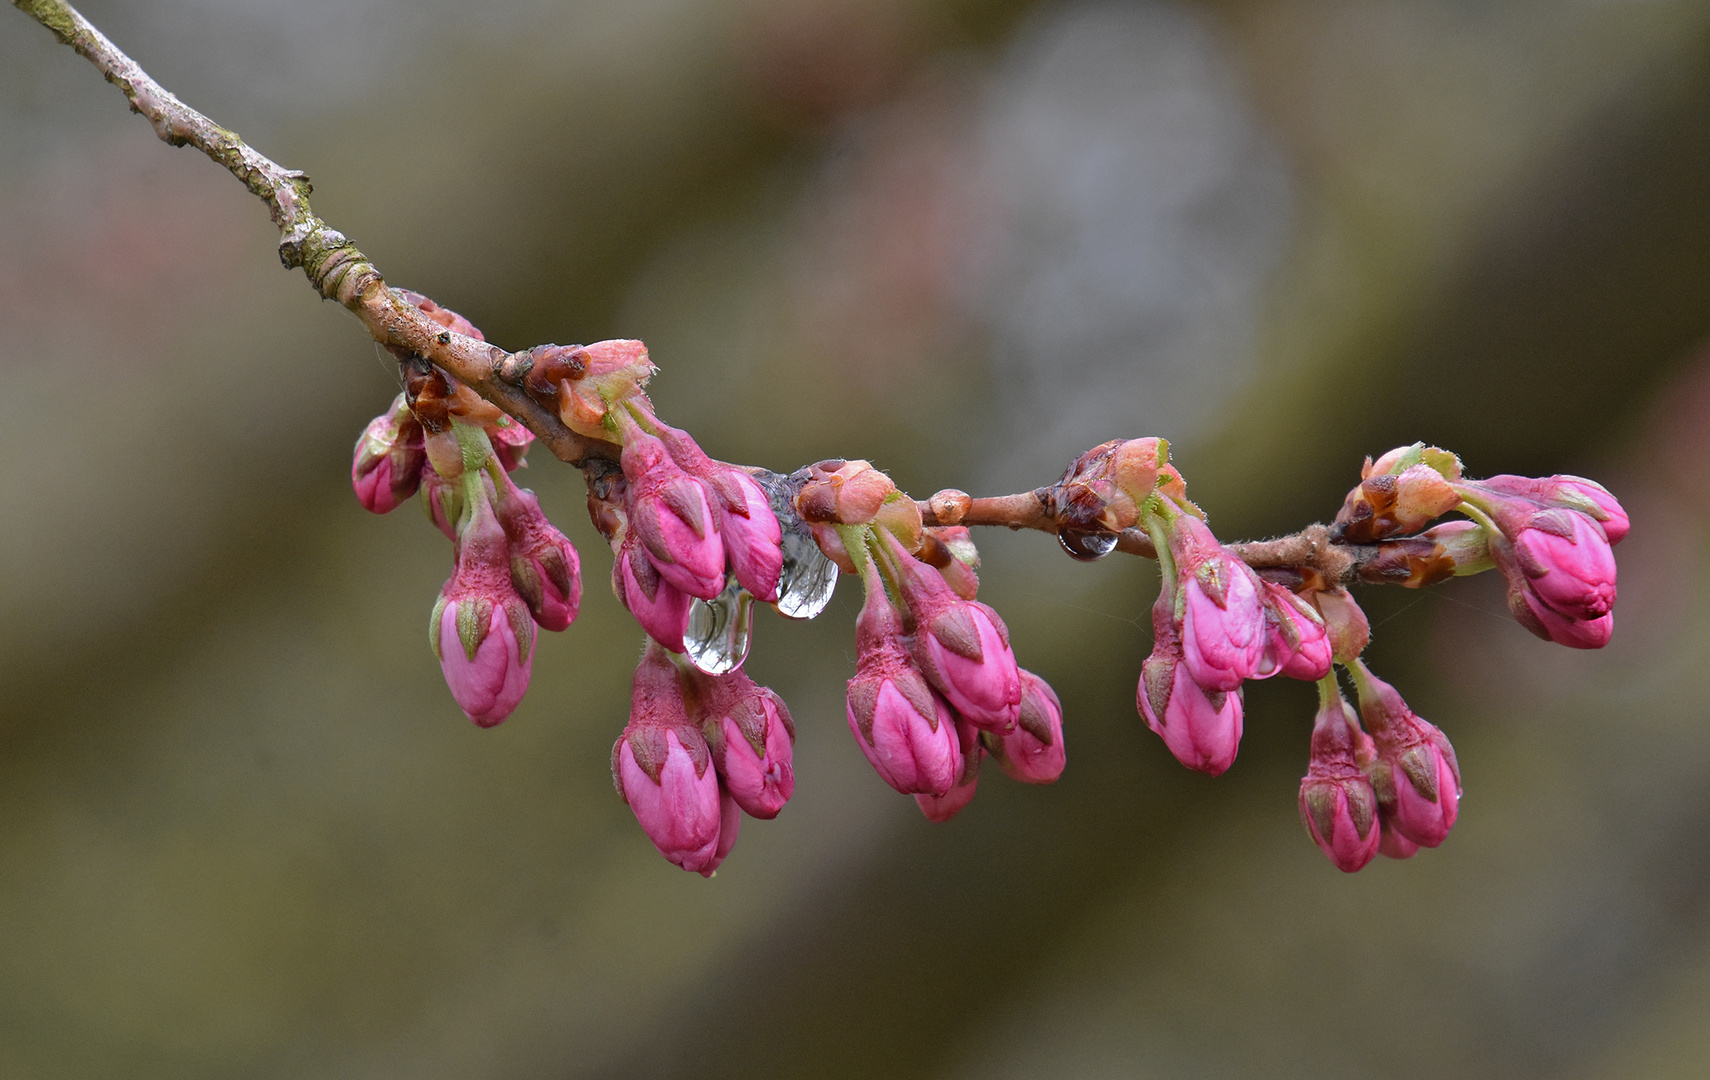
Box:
[11,0,1398,589]
[13,0,612,467]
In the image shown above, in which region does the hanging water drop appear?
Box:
[752,466,840,620]
[774,528,839,619]
[685,576,754,675]
[1058,528,1118,561]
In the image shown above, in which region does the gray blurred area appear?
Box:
[5,0,1710,1076]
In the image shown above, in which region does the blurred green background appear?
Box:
[6,1,1710,1076]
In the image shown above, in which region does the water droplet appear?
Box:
[752,467,840,619]
[774,528,839,619]
[685,576,753,675]
[1058,528,1118,561]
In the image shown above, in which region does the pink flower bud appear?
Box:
[1138,608,1243,776]
[485,416,533,472]
[710,470,784,603]
[697,788,742,877]
[1163,516,1266,692]
[1179,569,1265,691]
[1509,509,1617,621]
[352,396,425,514]
[1312,586,1371,665]
[697,669,796,819]
[1298,693,1381,873]
[492,478,582,632]
[1478,474,1628,545]
[613,533,693,654]
[429,499,535,727]
[621,430,726,600]
[1552,476,1627,544]
[991,670,1066,784]
[1506,580,1614,649]
[916,720,983,822]
[1461,476,1620,647]
[652,423,786,603]
[845,564,964,796]
[1256,581,1332,682]
[1378,818,1420,860]
[1351,662,1460,848]
[881,531,1022,732]
[419,463,463,541]
[612,649,724,874]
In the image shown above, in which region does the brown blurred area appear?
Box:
[5,0,1710,1076]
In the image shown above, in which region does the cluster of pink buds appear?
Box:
[813,463,1064,821]
[347,301,1627,879]
[1275,444,1624,870]
[1125,441,1333,776]
[600,403,786,665]
[1338,445,1626,648]
[1456,476,1626,648]
[503,335,830,872]
[28,0,1640,884]
[1063,439,1628,872]
[350,295,583,726]
[611,644,795,874]
[1295,666,1463,873]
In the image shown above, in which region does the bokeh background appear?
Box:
[6,0,1710,1076]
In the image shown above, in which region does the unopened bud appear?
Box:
[1351,661,1460,849]
[916,718,983,822]
[351,394,425,514]
[796,460,899,527]
[1159,513,1267,692]
[1312,587,1370,664]
[493,477,582,632]
[990,670,1066,784]
[1053,438,1167,539]
[918,526,981,600]
[1139,605,1244,776]
[428,497,536,727]
[613,532,694,654]
[927,489,972,526]
[1360,520,1492,588]
[1298,690,1380,873]
[622,430,726,600]
[882,531,1023,732]
[614,648,724,873]
[1335,444,1463,542]
[1256,581,1331,681]
[845,556,965,796]
[697,669,796,820]
[553,339,656,439]
[1462,476,1620,647]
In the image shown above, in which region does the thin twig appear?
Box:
[17,0,1380,585]
[12,0,611,466]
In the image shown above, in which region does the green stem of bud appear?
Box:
[1142,509,1178,603]
[1316,673,1343,715]
[1452,496,1500,535]
[1346,656,1379,707]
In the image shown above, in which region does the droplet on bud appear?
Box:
[1058,528,1118,561]
[775,528,839,619]
[757,469,841,620]
[685,577,754,675]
